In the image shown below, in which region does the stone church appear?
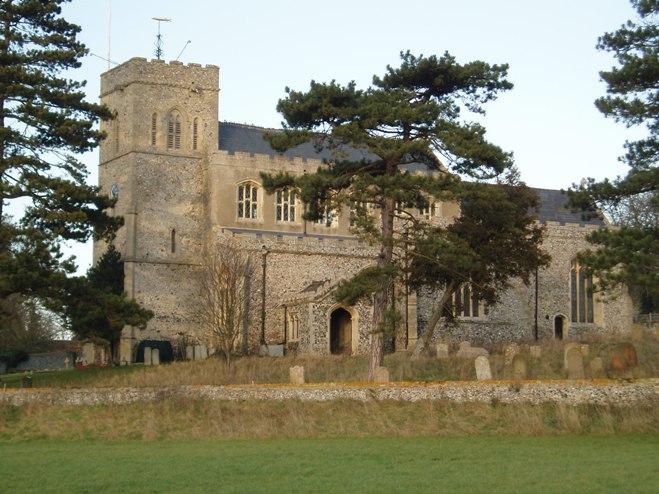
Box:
[97,57,632,363]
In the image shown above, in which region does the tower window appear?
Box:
[167,111,181,150]
[171,229,176,254]
[192,118,199,150]
[151,113,157,146]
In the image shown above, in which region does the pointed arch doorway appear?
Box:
[554,315,566,340]
[330,307,353,355]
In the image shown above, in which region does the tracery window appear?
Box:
[237,182,259,220]
[349,200,368,227]
[419,202,436,220]
[288,313,300,341]
[167,110,181,149]
[276,189,296,222]
[452,283,486,320]
[571,260,594,323]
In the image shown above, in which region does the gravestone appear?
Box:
[610,352,627,374]
[475,356,492,381]
[457,342,489,359]
[503,343,519,365]
[512,354,528,381]
[374,366,389,383]
[289,366,305,385]
[152,348,160,366]
[563,343,581,369]
[185,345,194,361]
[621,343,638,368]
[589,357,604,375]
[529,346,542,359]
[631,324,645,342]
[566,347,585,380]
[580,344,590,357]
[144,347,152,366]
[436,343,449,359]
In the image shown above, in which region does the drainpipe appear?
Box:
[260,245,269,347]
[534,267,539,341]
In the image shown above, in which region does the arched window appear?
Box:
[237,182,259,220]
[276,189,296,222]
[171,229,176,254]
[192,118,199,150]
[452,283,486,320]
[167,110,181,150]
[571,261,594,323]
[151,113,157,146]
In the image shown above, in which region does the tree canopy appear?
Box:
[0,0,121,307]
[264,51,546,377]
[569,0,658,312]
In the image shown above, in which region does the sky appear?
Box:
[59,0,643,271]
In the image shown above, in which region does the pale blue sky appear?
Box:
[61,0,642,270]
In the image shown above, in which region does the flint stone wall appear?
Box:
[3,379,656,407]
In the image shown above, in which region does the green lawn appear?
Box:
[1,435,657,493]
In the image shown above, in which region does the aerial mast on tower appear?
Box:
[152,17,172,60]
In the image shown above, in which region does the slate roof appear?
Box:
[218,122,606,227]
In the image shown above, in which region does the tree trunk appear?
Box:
[368,195,395,381]
[411,279,458,359]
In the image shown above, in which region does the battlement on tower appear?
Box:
[100,57,219,97]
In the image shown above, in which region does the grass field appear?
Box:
[1,435,657,493]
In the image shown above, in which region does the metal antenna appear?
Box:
[152,17,172,60]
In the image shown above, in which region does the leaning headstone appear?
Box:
[374,366,389,383]
[529,346,542,359]
[152,348,160,366]
[475,355,492,381]
[566,347,585,380]
[144,346,153,366]
[64,356,71,369]
[457,342,489,359]
[589,357,604,375]
[512,354,528,381]
[436,343,449,359]
[289,366,305,385]
[503,342,520,365]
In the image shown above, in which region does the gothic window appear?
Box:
[452,283,486,319]
[419,202,436,220]
[571,260,594,323]
[151,113,157,146]
[237,182,259,220]
[288,313,300,341]
[167,110,181,150]
[192,118,199,150]
[276,189,296,222]
[171,229,176,254]
[349,200,368,227]
[315,204,335,227]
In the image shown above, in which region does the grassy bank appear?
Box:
[1,399,657,441]
[1,435,657,493]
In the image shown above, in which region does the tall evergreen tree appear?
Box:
[263,52,532,379]
[65,245,153,363]
[0,0,121,306]
[569,0,658,312]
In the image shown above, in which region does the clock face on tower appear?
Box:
[111,184,119,198]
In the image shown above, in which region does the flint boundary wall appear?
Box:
[3,379,657,407]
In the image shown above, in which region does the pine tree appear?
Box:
[263,51,534,379]
[0,0,121,305]
[569,1,658,312]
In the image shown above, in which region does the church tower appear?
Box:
[98,58,220,361]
